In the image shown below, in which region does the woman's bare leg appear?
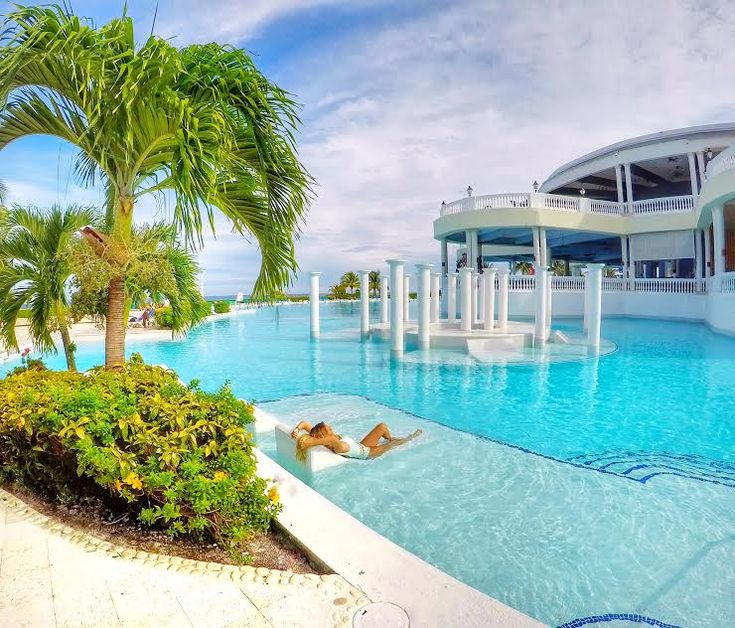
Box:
[367,430,422,458]
[360,422,394,447]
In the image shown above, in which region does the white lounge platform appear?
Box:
[371,320,535,350]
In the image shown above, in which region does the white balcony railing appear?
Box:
[489,275,708,294]
[721,273,735,293]
[630,195,694,214]
[439,192,692,217]
[551,276,585,290]
[705,145,735,179]
[632,278,703,293]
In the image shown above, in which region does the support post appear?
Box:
[620,236,628,283]
[628,236,636,290]
[624,163,634,213]
[586,263,604,349]
[403,275,411,322]
[582,268,590,331]
[483,269,496,331]
[387,260,405,356]
[359,270,370,337]
[696,151,706,187]
[477,271,485,324]
[459,267,473,332]
[532,227,541,265]
[379,275,389,324]
[497,268,509,331]
[471,271,478,324]
[416,264,432,349]
[615,164,624,206]
[534,264,548,346]
[430,272,441,323]
[539,228,548,267]
[694,229,703,280]
[713,204,726,278]
[447,273,458,323]
[440,239,448,276]
[309,272,321,338]
[545,270,552,337]
[688,152,699,201]
[704,226,712,278]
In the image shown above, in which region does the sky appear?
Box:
[1,0,735,295]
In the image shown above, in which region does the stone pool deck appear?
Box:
[0,489,369,627]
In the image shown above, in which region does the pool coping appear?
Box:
[253,407,545,628]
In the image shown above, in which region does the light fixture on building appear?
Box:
[706,147,714,159]
[441,200,446,209]
[467,185,473,197]
[579,186,586,196]
[532,180,539,192]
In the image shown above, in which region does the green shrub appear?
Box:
[212,300,231,314]
[154,305,175,328]
[0,355,279,551]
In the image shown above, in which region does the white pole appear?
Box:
[430,272,441,323]
[534,264,548,346]
[459,267,473,332]
[545,270,552,337]
[497,268,509,331]
[586,263,604,348]
[477,272,485,323]
[483,269,496,331]
[359,270,370,337]
[379,275,389,324]
[403,275,411,322]
[688,152,699,201]
[713,203,726,278]
[416,264,432,349]
[309,272,321,338]
[582,268,590,331]
[471,271,479,324]
[704,227,712,278]
[694,230,703,280]
[447,273,457,324]
[624,162,634,213]
[387,260,405,356]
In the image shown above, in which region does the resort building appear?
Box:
[434,123,735,333]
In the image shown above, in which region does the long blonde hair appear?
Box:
[295,422,329,461]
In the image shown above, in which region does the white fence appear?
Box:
[721,273,735,293]
[491,275,708,294]
[632,278,704,293]
[589,199,624,215]
[705,145,735,179]
[630,195,694,214]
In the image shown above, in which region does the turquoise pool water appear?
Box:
[5,303,735,626]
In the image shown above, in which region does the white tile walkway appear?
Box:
[0,490,370,628]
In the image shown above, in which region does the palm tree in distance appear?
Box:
[340,272,359,295]
[0,5,312,367]
[0,205,98,371]
[515,261,533,275]
[368,270,380,296]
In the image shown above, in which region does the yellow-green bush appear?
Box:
[0,355,279,550]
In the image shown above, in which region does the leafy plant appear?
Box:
[368,270,380,297]
[0,356,279,551]
[212,300,231,314]
[0,5,312,367]
[339,272,359,294]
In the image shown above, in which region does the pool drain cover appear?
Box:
[353,602,409,627]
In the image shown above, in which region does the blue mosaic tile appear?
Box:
[557,613,681,628]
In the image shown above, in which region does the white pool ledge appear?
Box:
[253,411,543,628]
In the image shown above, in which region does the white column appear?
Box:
[532,227,541,265]
[309,272,321,338]
[483,269,496,331]
[459,267,473,332]
[628,236,636,289]
[477,272,485,323]
[694,230,703,280]
[688,152,699,201]
[615,164,624,205]
[464,230,473,271]
[539,228,548,267]
[403,275,411,322]
[440,239,449,316]
[440,239,448,276]
[545,270,552,337]
[471,271,479,324]
[379,275,389,324]
[416,264,432,349]
[497,268,509,331]
[471,230,480,270]
[447,273,457,324]
[387,260,405,356]
[582,268,590,330]
[696,151,706,187]
[704,226,712,278]
[620,236,628,283]
[359,270,370,337]
[534,264,548,345]
[713,203,726,277]
[624,162,634,213]
[430,272,441,323]
[586,263,604,349]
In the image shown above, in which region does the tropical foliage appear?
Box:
[368,270,380,296]
[0,355,279,552]
[339,272,359,294]
[212,300,231,314]
[0,205,97,371]
[0,5,312,367]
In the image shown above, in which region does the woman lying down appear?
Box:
[291,420,422,461]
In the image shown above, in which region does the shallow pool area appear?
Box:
[6,302,735,626]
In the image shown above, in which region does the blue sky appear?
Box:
[2,0,735,295]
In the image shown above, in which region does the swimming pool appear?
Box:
[6,303,735,626]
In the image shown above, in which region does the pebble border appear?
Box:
[0,487,371,627]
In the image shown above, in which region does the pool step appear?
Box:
[466,334,531,362]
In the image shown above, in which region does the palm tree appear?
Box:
[71,222,211,336]
[551,259,567,276]
[515,261,533,275]
[0,205,98,371]
[368,270,380,297]
[340,272,359,295]
[0,6,311,367]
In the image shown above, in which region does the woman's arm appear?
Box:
[291,420,313,438]
[297,434,345,452]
